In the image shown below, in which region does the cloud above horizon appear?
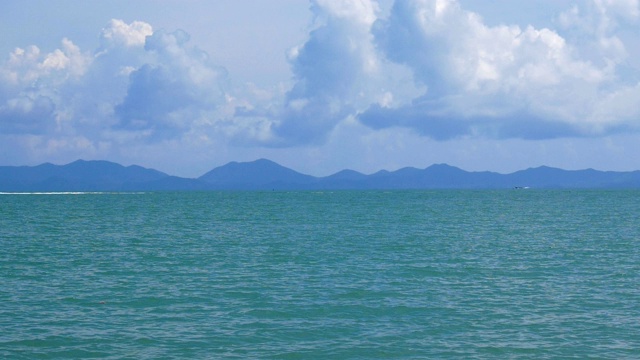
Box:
[0,0,639,173]
[361,0,640,139]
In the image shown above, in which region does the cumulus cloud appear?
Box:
[0,38,92,138]
[258,0,640,145]
[113,29,229,140]
[1,38,91,88]
[558,0,637,62]
[0,18,234,154]
[1,1,640,170]
[100,19,153,48]
[357,0,640,140]
[267,0,384,145]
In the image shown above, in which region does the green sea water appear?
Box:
[1,190,639,359]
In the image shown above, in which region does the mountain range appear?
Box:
[2,158,640,191]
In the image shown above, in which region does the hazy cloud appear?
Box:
[0,95,56,134]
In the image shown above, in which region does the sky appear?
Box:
[1,0,639,177]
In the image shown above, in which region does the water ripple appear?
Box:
[1,190,639,358]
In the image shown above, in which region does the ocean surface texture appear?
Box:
[1,190,639,359]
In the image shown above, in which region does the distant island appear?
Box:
[2,158,640,191]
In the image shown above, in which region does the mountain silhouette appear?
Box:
[198,158,316,189]
[0,160,169,191]
[2,159,640,191]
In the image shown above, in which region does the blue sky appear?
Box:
[1,0,639,177]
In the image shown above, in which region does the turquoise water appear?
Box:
[1,190,639,359]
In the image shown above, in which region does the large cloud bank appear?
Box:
[1,0,639,169]
[359,0,640,139]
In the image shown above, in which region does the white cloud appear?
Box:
[100,19,153,48]
[0,37,93,142]
[1,38,91,88]
[0,19,237,161]
[313,0,379,25]
[358,0,640,139]
[112,28,231,141]
[591,82,640,125]
[1,2,640,175]
[267,0,422,145]
[596,0,640,20]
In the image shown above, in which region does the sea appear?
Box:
[1,190,639,359]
